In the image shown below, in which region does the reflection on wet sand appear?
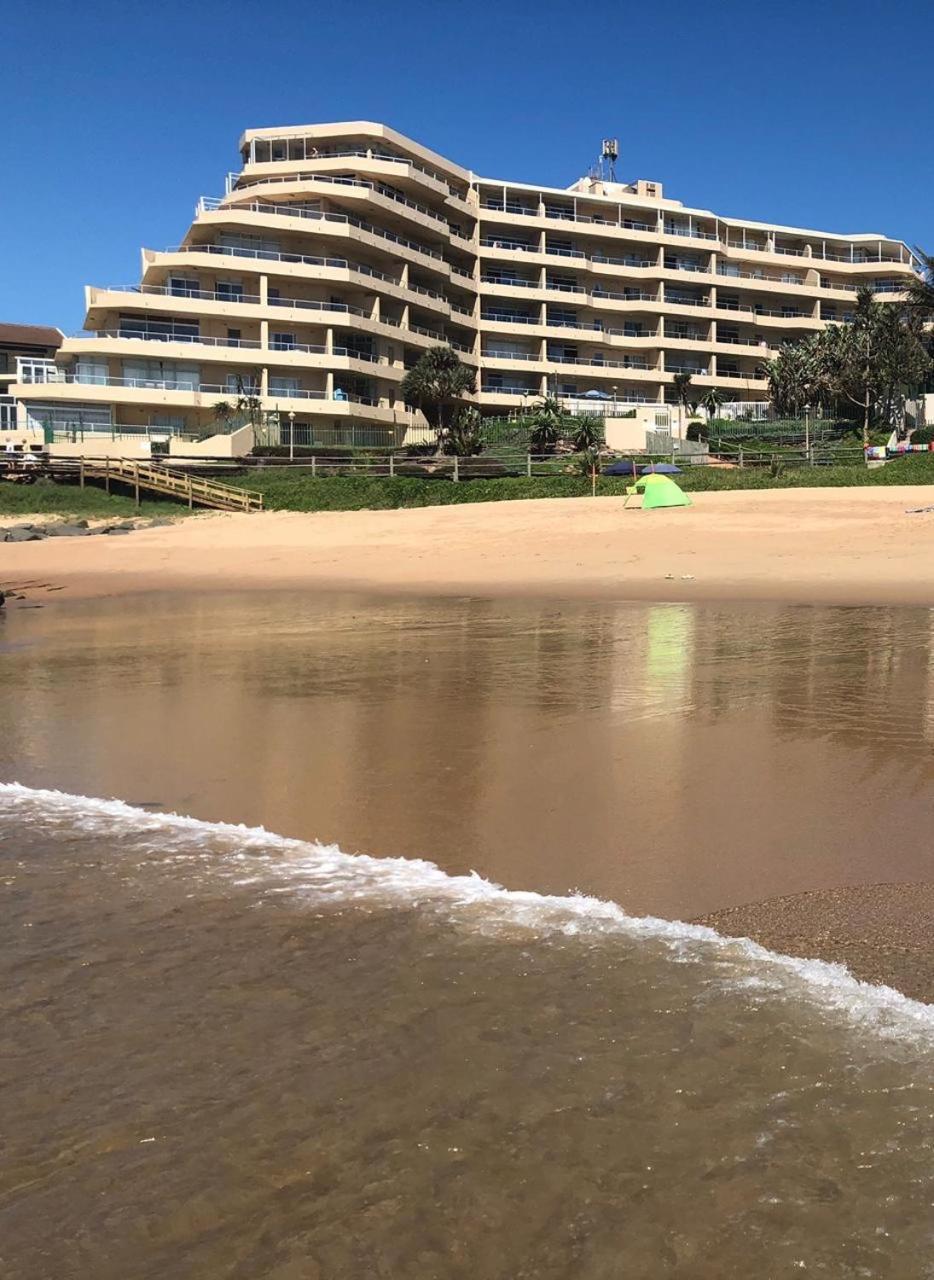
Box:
[1,592,933,918]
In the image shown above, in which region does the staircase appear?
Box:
[70,458,263,512]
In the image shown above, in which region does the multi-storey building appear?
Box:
[10,122,920,453]
[0,323,61,431]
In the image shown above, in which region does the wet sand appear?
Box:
[5,485,934,607]
[2,589,933,1002]
[697,883,934,1004]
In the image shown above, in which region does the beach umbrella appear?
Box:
[639,462,681,475]
[632,474,691,509]
[603,459,640,476]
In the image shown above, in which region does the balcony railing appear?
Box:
[197,197,446,263]
[72,329,265,350]
[481,275,539,289]
[664,224,717,241]
[481,312,539,325]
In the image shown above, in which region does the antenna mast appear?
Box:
[600,137,619,183]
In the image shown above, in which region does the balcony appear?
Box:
[198,198,446,264]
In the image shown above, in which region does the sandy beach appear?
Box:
[4,485,934,607]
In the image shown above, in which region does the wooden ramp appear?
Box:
[70,458,263,512]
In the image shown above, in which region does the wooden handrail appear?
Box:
[62,457,263,512]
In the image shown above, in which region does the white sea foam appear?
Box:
[2,781,933,1043]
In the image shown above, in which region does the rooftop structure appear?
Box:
[7,123,921,453]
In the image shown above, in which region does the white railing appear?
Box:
[196,198,446,263]
[16,358,63,384]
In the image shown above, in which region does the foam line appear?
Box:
[2,781,932,1042]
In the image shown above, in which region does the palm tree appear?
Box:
[527,395,564,454]
[400,346,475,450]
[672,371,694,437]
[701,388,725,421]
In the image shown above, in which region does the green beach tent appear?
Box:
[627,473,692,510]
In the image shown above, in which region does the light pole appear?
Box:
[804,403,810,456]
[612,384,618,416]
[288,410,296,462]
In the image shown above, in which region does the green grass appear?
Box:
[0,480,187,520]
[236,456,934,513]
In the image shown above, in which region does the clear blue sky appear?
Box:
[3,0,932,331]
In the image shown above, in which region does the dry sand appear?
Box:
[4,485,934,606]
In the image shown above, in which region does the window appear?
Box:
[26,402,113,432]
[75,358,108,385]
[271,332,296,351]
[168,277,200,298]
[226,374,259,395]
[119,314,199,342]
[216,280,244,302]
[269,376,300,396]
[227,328,241,345]
[123,360,199,390]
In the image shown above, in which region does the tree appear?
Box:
[701,388,726,420]
[817,289,930,443]
[527,395,564,454]
[570,416,602,452]
[444,406,483,457]
[762,289,932,444]
[400,346,475,449]
[906,248,934,318]
[759,340,823,419]
[672,372,694,414]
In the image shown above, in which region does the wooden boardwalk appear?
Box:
[70,458,263,512]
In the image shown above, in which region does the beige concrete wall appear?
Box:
[170,425,255,457]
[48,438,152,459]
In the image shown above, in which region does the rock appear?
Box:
[45,524,89,537]
[105,527,132,536]
[7,528,44,542]
[116,521,137,531]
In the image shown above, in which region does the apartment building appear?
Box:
[10,122,919,452]
[0,323,62,430]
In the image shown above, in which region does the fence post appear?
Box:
[453,453,459,483]
[526,453,532,478]
[188,476,194,510]
[738,448,744,469]
[79,460,85,489]
[134,463,140,508]
[808,445,814,467]
[311,456,317,478]
[389,452,395,478]
[105,458,111,493]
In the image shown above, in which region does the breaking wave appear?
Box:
[2,780,932,1043]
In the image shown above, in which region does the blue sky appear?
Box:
[3,0,932,331]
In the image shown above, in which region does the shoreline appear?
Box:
[695,882,934,1006]
[4,486,934,608]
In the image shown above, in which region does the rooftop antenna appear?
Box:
[600,137,619,183]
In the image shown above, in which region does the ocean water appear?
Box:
[2,593,934,1276]
[2,783,934,1279]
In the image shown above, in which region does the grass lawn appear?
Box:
[0,480,187,520]
[237,455,934,512]
[9,457,934,521]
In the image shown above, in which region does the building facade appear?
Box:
[9,122,920,452]
[1,323,62,432]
